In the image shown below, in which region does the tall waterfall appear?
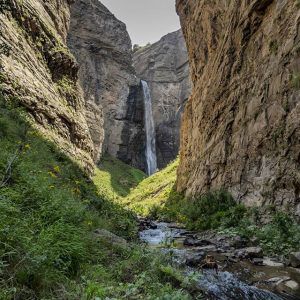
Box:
[141,80,157,175]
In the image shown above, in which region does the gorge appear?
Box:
[0,0,299,299]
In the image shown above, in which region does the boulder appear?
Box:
[263,258,284,268]
[139,218,158,230]
[235,247,263,259]
[196,245,217,252]
[267,276,290,284]
[251,258,264,266]
[289,252,300,268]
[277,279,299,295]
[183,237,213,247]
[185,251,206,267]
[230,236,248,248]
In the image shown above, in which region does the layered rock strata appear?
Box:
[68,0,145,168]
[133,30,191,168]
[176,0,300,215]
[0,0,94,172]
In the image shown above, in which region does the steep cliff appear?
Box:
[133,30,191,168]
[176,0,300,215]
[68,0,146,169]
[0,0,94,171]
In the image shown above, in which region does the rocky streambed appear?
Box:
[139,220,300,300]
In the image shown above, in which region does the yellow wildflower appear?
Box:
[48,171,57,178]
[53,165,61,173]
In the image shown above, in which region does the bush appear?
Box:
[183,190,243,231]
[220,209,300,256]
[257,212,300,255]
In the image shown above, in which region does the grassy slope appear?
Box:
[121,159,182,219]
[93,154,146,200]
[0,95,193,299]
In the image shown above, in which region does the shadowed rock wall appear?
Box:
[176,0,300,216]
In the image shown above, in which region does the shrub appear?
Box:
[183,190,241,230]
[269,40,278,55]
[291,71,300,89]
[257,212,300,255]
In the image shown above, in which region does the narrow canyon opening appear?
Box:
[0,0,299,299]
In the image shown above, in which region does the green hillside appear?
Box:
[0,94,193,299]
[121,159,183,219]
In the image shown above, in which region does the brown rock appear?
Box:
[133,30,191,168]
[176,0,300,212]
[68,0,145,168]
[0,0,94,172]
[290,252,300,268]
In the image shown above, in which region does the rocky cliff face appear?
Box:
[68,0,146,169]
[176,0,300,215]
[0,0,94,172]
[133,30,191,168]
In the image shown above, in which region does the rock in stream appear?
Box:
[139,221,300,300]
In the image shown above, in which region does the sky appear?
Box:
[100,0,181,46]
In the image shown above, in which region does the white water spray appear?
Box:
[141,80,157,175]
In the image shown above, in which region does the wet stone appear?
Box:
[230,236,249,248]
[252,258,264,266]
[235,247,263,259]
[277,279,299,295]
[263,258,284,268]
[183,237,213,247]
[185,251,206,267]
[289,252,300,268]
[139,218,158,230]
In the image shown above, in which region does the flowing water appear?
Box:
[140,222,300,300]
[141,80,157,175]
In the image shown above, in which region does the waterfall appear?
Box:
[141,80,157,175]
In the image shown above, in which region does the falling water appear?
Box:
[141,80,157,175]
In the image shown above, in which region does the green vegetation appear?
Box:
[120,160,246,231]
[221,209,300,256]
[93,154,146,199]
[120,159,300,257]
[269,40,278,55]
[291,71,300,89]
[0,94,197,299]
[0,1,10,13]
[0,42,11,57]
[132,42,152,53]
[56,76,77,96]
[121,159,180,217]
[180,191,247,231]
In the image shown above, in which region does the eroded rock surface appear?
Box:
[68,0,145,168]
[133,30,191,168]
[176,0,300,213]
[0,0,94,172]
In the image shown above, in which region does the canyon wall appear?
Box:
[68,0,146,169]
[0,0,94,172]
[133,30,191,168]
[176,0,300,215]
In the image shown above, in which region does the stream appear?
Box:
[139,222,300,300]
